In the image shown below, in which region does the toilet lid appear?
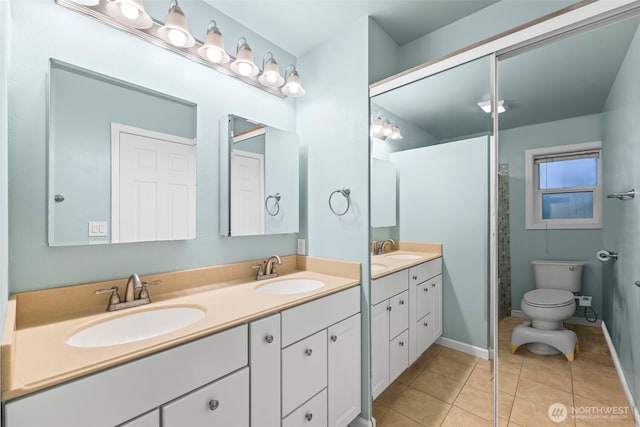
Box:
[523,289,575,308]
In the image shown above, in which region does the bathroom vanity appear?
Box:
[1,257,361,427]
[369,245,442,399]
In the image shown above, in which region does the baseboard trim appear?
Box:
[435,336,490,360]
[601,321,639,426]
[510,309,602,327]
[349,415,374,427]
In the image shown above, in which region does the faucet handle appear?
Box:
[95,286,121,305]
[251,263,265,278]
[138,280,162,300]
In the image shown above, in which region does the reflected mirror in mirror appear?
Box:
[219,115,299,236]
[48,60,197,246]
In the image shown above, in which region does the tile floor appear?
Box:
[373,317,635,427]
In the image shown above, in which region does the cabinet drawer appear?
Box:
[118,410,159,427]
[282,389,327,427]
[282,286,360,347]
[416,280,435,320]
[371,269,408,305]
[250,314,281,427]
[282,330,328,416]
[409,258,442,285]
[4,325,248,427]
[389,330,409,383]
[416,313,434,357]
[162,367,249,427]
[389,290,409,339]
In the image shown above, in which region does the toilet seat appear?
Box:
[523,289,574,308]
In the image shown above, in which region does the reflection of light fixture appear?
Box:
[197,20,230,64]
[106,0,152,29]
[158,0,195,48]
[230,37,259,77]
[477,99,507,113]
[258,52,285,88]
[371,113,402,141]
[70,0,100,6]
[281,65,305,97]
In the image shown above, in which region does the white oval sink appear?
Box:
[385,253,422,260]
[67,306,205,348]
[257,279,325,295]
[371,263,387,272]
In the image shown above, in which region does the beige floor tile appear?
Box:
[372,402,388,421]
[396,363,424,386]
[441,405,493,427]
[388,387,451,427]
[427,352,476,382]
[411,369,465,403]
[453,384,513,421]
[573,350,615,367]
[571,363,629,407]
[573,393,635,425]
[375,408,423,427]
[415,344,444,368]
[439,347,480,366]
[520,355,573,393]
[510,378,575,427]
[374,381,407,408]
[466,364,494,394]
[497,363,522,396]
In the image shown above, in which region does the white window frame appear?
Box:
[525,141,602,229]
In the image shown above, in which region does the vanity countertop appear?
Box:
[1,256,359,400]
[371,242,442,279]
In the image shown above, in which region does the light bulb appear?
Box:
[266,73,278,84]
[382,122,393,137]
[206,48,223,63]
[371,117,383,134]
[237,62,252,76]
[168,29,187,47]
[287,84,299,94]
[120,3,139,20]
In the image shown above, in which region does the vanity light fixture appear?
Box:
[105,0,152,29]
[389,124,403,140]
[197,20,230,64]
[371,115,384,135]
[157,0,195,48]
[281,65,305,97]
[230,37,260,77]
[477,99,507,113]
[258,52,285,88]
[69,0,99,6]
[371,114,402,141]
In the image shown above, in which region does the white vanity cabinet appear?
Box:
[281,286,361,427]
[118,410,160,427]
[249,313,281,427]
[409,258,443,362]
[3,326,248,427]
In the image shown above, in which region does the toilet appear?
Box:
[511,259,585,361]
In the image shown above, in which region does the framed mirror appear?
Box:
[48,59,197,246]
[219,114,299,236]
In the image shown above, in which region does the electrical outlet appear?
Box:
[579,295,592,307]
[297,239,306,255]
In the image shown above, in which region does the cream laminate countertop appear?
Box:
[371,242,442,279]
[2,257,360,400]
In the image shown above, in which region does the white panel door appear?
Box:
[231,150,264,235]
[112,123,196,243]
[328,313,361,427]
[371,301,390,399]
[249,314,281,427]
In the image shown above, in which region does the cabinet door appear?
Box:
[416,313,433,356]
[328,314,361,427]
[250,314,280,427]
[118,410,159,427]
[282,389,328,427]
[371,301,390,399]
[431,275,443,341]
[282,330,328,417]
[416,280,434,321]
[389,290,409,339]
[162,367,249,427]
[389,330,409,383]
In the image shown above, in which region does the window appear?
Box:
[525,141,602,229]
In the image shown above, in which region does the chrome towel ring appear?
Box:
[265,193,281,216]
[329,187,351,216]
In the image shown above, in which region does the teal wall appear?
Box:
[368,19,400,85]
[498,114,604,316]
[602,23,640,407]
[264,128,299,234]
[8,0,298,292]
[399,0,575,71]
[297,16,371,419]
[392,136,489,349]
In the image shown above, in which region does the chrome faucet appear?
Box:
[252,255,283,280]
[372,239,396,255]
[95,274,162,311]
[381,239,396,254]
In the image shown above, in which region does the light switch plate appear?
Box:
[88,221,108,237]
[297,239,306,255]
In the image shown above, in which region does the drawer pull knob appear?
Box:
[432,283,436,287]
[424,288,429,292]
[399,341,405,347]
[209,399,219,411]
[424,322,429,327]
[305,412,313,422]
[330,335,338,342]
[399,300,405,305]
[412,275,418,280]
[265,334,274,344]
[305,348,313,356]
[387,306,392,312]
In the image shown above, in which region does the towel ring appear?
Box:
[265,193,281,216]
[329,187,351,216]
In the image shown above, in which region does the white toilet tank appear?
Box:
[531,260,585,292]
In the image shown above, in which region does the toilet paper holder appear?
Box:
[596,249,618,262]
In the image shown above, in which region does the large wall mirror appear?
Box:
[219,114,299,236]
[48,59,197,246]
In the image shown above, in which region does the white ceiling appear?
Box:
[204,0,498,56]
